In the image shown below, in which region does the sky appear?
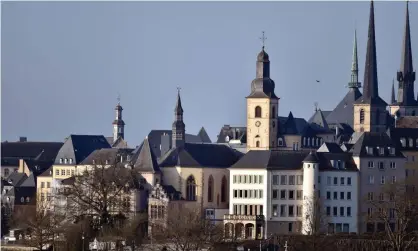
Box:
[1,1,417,147]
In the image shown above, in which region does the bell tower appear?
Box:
[246,32,279,151]
[112,95,125,142]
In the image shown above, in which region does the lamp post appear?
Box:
[82,232,85,251]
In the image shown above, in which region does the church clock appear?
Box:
[255,121,261,127]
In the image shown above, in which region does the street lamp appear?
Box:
[82,232,85,251]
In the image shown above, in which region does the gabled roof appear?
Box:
[23,160,54,176]
[131,138,160,173]
[197,127,212,143]
[216,125,247,143]
[350,132,404,158]
[1,141,63,166]
[19,173,36,187]
[317,142,344,153]
[54,135,111,165]
[111,136,129,149]
[308,109,330,130]
[6,172,28,187]
[326,88,363,127]
[158,143,242,168]
[278,112,308,135]
[146,130,212,158]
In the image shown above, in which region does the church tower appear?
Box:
[112,98,125,142]
[353,1,387,133]
[246,32,279,151]
[172,88,185,148]
[389,1,417,117]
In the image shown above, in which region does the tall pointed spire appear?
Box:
[363,0,379,99]
[391,78,396,104]
[172,87,185,148]
[397,0,416,105]
[348,29,361,88]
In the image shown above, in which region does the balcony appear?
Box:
[223,214,264,221]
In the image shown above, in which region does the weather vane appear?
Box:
[117,93,121,104]
[259,31,267,48]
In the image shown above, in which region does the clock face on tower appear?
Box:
[255,121,261,127]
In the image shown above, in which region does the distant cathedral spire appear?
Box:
[397,0,416,105]
[363,0,379,100]
[172,87,185,148]
[348,29,361,89]
[112,94,125,142]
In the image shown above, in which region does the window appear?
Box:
[327,176,331,185]
[249,175,252,184]
[368,161,374,168]
[255,106,262,118]
[288,190,295,200]
[368,192,374,201]
[47,182,50,188]
[273,190,278,199]
[340,192,345,200]
[390,162,396,169]
[378,162,384,170]
[390,147,396,155]
[343,224,349,233]
[69,158,73,164]
[409,138,414,147]
[368,175,375,184]
[280,190,286,199]
[61,170,65,175]
[288,205,294,217]
[272,175,279,185]
[389,208,395,219]
[4,169,9,177]
[41,182,45,188]
[258,175,263,184]
[21,197,24,203]
[272,205,278,216]
[278,138,284,146]
[243,175,247,183]
[71,170,74,176]
[297,175,303,185]
[221,176,227,202]
[340,207,345,216]
[333,177,338,185]
[326,191,331,200]
[347,177,352,185]
[64,158,68,164]
[333,207,337,216]
[296,190,302,200]
[256,141,260,147]
[401,138,406,147]
[296,205,302,216]
[379,147,385,155]
[360,109,365,124]
[281,175,287,185]
[207,175,214,202]
[66,169,70,175]
[272,107,276,118]
[326,207,331,216]
[366,147,373,155]
[368,208,373,217]
[289,175,295,185]
[340,177,345,185]
[381,175,385,185]
[391,176,396,184]
[347,192,351,200]
[279,205,286,217]
[59,158,63,164]
[56,170,59,176]
[333,192,338,200]
[233,175,237,184]
[379,193,384,201]
[259,190,263,198]
[186,175,196,201]
[347,207,352,217]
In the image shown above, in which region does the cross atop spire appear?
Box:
[259,31,267,49]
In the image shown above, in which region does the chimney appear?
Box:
[19,137,27,142]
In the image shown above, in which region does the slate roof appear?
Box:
[158,143,243,168]
[54,135,111,165]
[217,125,247,143]
[230,150,357,172]
[1,141,63,166]
[19,173,36,187]
[80,148,134,165]
[12,187,36,205]
[395,116,418,128]
[130,137,160,173]
[341,143,354,152]
[278,112,309,135]
[23,160,54,176]
[38,167,52,177]
[146,129,212,158]
[6,172,28,187]
[317,142,344,153]
[387,127,418,151]
[349,132,404,158]
[308,109,330,130]
[326,88,363,127]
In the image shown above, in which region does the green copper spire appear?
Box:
[348,29,361,88]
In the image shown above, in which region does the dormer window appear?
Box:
[366,147,373,155]
[409,138,414,148]
[92,159,95,165]
[278,138,284,146]
[389,147,395,155]
[379,147,385,156]
[20,197,24,203]
[64,158,68,164]
[105,160,109,165]
[26,197,30,203]
[69,158,73,164]
[60,158,63,164]
[400,138,406,147]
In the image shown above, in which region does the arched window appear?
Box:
[256,141,260,147]
[360,109,365,124]
[186,175,196,201]
[255,106,262,118]
[221,176,227,202]
[272,106,276,118]
[208,175,214,202]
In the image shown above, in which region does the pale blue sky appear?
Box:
[1,1,417,146]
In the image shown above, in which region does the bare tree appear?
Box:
[58,154,141,230]
[13,200,62,251]
[368,179,418,251]
[151,206,224,251]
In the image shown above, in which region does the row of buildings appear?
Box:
[2,0,418,241]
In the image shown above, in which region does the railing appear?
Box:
[223,214,264,221]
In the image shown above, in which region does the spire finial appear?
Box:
[177,86,181,95]
[117,93,121,105]
[259,31,267,49]
[348,28,361,88]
